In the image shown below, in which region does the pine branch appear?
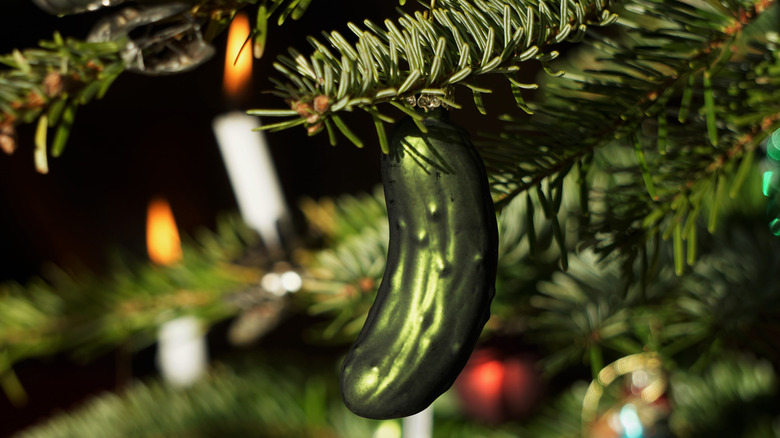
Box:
[662,216,780,365]
[0,0,328,170]
[486,0,776,203]
[0,215,269,392]
[481,0,778,271]
[13,359,380,438]
[668,355,779,437]
[300,220,388,343]
[528,249,653,376]
[0,34,124,171]
[298,186,388,245]
[524,210,780,381]
[13,356,533,438]
[588,25,780,270]
[250,0,620,147]
[519,382,587,438]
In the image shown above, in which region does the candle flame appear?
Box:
[223,12,252,99]
[146,197,182,266]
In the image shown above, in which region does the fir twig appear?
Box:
[0,215,269,384]
[482,0,778,269]
[251,0,619,140]
[488,0,776,209]
[0,0,329,169]
[0,34,124,170]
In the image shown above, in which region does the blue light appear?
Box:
[619,403,644,438]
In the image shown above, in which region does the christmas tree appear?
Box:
[1,0,779,436]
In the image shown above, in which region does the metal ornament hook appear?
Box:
[87,3,215,75]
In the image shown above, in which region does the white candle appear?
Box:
[214,12,289,249]
[156,316,207,387]
[146,199,208,387]
[213,113,288,247]
[402,405,433,438]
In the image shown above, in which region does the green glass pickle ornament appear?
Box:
[339,108,498,419]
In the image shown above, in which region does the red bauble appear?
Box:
[454,347,544,424]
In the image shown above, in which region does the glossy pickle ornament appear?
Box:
[340,108,498,419]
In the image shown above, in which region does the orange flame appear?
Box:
[146,197,182,266]
[223,12,252,99]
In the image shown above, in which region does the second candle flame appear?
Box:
[223,12,253,100]
[146,197,182,266]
